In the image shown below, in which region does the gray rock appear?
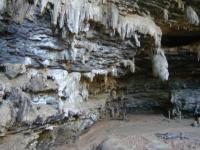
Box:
[6,87,31,123]
[0,83,5,99]
[4,63,26,79]
[171,89,200,113]
[28,74,58,93]
[6,87,58,125]
[28,104,58,124]
[0,133,38,150]
[0,102,12,134]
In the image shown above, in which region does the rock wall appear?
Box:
[0,0,199,149]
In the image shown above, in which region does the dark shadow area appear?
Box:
[162,31,200,47]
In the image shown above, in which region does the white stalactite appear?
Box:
[164,9,169,22]
[122,59,136,73]
[133,33,141,47]
[152,48,169,81]
[39,0,162,47]
[0,0,6,13]
[186,6,199,26]
[4,0,168,81]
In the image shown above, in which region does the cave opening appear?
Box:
[161,31,200,47]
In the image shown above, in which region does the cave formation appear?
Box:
[0,0,200,149]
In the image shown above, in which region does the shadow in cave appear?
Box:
[104,72,172,120]
[162,31,200,47]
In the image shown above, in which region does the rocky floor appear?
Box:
[54,114,200,150]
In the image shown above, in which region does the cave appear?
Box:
[0,0,200,149]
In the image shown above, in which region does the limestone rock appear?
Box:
[186,6,199,26]
[3,87,59,126]
[27,74,58,93]
[171,89,200,113]
[0,102,12,134]
[0,133,39,150]
[4,64,26,79]
[0,0,199,148]
[26,104,58,125]
[6,87,31,123]
[0,83,5,99]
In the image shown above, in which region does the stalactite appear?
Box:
[1,0,168,81]
[0,0,6,13]
[122,59,136,73]
[152,48,169,81]
[104,74,108,83]
[83,72,96,82]
[38,0,162,47]
[80,82,89,101]
[174,0,184,10]
[164,9,169,22]
[186,6,199,26]
[91,69,108,75]
[111,66,118,77]
[117,15,162,47]
[133,33,141,47]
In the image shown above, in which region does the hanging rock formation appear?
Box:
[0,0,199,149]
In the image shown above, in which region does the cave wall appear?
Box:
[0,0,199,148]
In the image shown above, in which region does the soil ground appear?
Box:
[53,114,200,150]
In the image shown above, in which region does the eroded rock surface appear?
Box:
[0,0,199,149]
